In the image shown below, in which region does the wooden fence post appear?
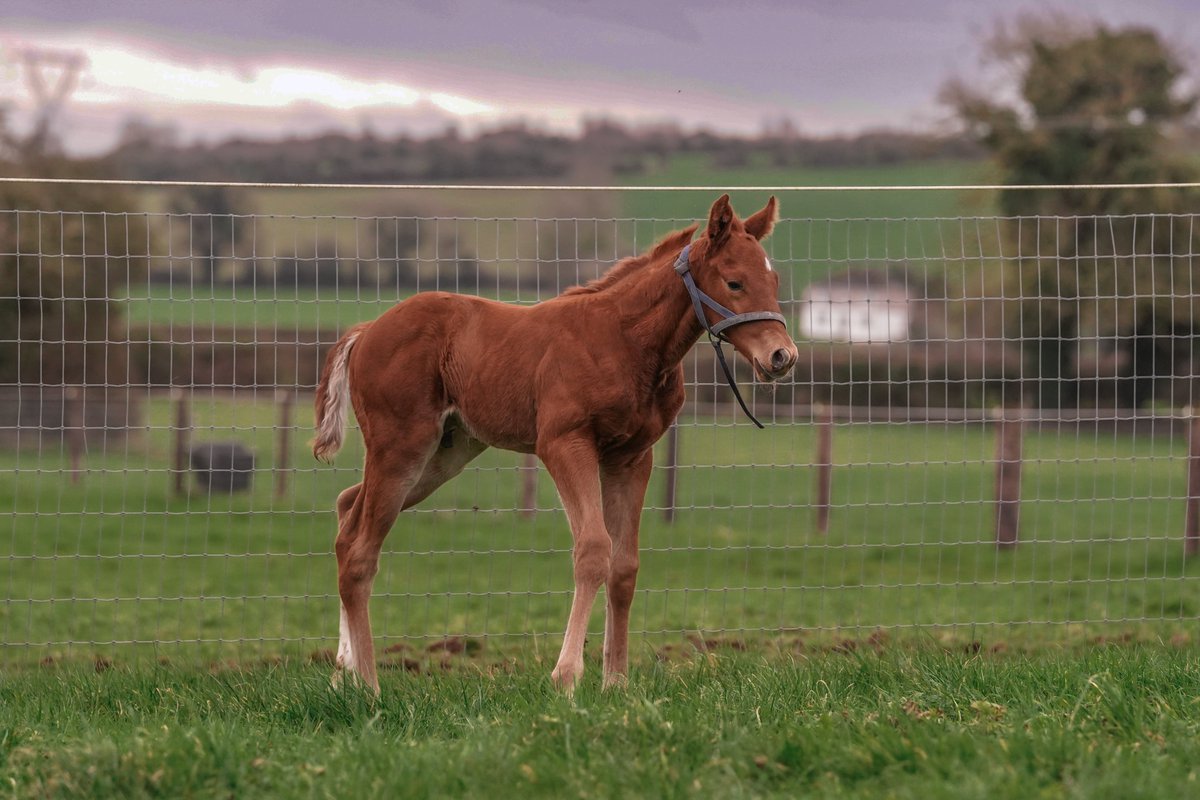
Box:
[65,386,85,484]
[274,389,294,500]
[662,422,680,524]
[994,406,1023,548]
[814,403,833,534]
[520,453,538,519]
[1185,408,1200,557]
[171,389,191,498]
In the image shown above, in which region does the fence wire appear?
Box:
[2,205,1199,662]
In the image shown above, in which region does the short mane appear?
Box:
[561,225,697,297]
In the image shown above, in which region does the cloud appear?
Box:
[6,35,494,113]
[2,31,506,152]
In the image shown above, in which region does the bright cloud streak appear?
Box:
[6,36,493,115]
[3,31,719,154]
[428,92,493,116]
[255,67,421,109]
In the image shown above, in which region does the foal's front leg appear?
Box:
[538,433,611,694]
[600,450,654,688]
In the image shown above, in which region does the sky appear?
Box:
[1,0,1197,155]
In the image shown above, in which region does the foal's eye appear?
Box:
[726,280,743,292]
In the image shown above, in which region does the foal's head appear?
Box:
[690,194,798,382]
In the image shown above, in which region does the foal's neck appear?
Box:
[603,248,703,372]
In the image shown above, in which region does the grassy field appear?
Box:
[8,158,1200,797]
[121,156,1003,329]
[621,154,998,220]
[622,154,1002,286]
[3,647,1199,798]
[3,392,1198,665]
[123,283,394,330]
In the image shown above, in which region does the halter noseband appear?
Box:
[673,243,787,428]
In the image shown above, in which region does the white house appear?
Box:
[799,268,926,343]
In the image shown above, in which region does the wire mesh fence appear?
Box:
[2,198,1199,663]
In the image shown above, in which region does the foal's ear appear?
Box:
[706,193,736,248]
[744,196,779,241]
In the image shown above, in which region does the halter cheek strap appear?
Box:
[673,244,788,428]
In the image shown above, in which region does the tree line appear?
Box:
[104,118,982,184]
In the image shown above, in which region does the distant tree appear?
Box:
[944,16,1200,408]
[0,120,149,386]
[166,185,253,284]
[368,217,420,290]
[266,237,343,292]
[114,116,180,151]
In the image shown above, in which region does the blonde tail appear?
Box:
[311,323,367,463]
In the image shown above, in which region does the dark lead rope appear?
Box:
[673,244,787,428]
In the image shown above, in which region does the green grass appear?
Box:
[622,154,999,220]
[3,393,1197,664]
[122,283,399,330]
[3,647,1200,798]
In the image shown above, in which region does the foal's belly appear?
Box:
[452,408,537,455]
[452,399,672,460]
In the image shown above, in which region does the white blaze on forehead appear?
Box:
[764,257,773,272]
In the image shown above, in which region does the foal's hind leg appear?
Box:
[600,450,654,688]
[401,422,488,510]
[333,415,485,691]
[335,418,443,691]
[333,482,363,680]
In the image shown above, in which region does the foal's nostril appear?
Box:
[770,347,793,372]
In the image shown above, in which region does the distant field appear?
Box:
[2,392,1196,664]
[621,154,999,220]
[622,155,1003,295]
[122,284,386,330]
[124,157,1001,329]
[122,282,538,331]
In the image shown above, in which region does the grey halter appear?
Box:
[673,244,787,428]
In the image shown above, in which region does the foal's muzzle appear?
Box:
[754,344,798,383]
[769,346,797,376]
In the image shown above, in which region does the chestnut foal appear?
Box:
[312,195,797,693]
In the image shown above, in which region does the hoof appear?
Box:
[330,665,379,696]
[551,663,582,696]
[601,672,628,691]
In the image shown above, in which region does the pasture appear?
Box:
[3,393,1196,664]
[6,161,1199,798]
[4,648,1199,798]
[621,154,998,219]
